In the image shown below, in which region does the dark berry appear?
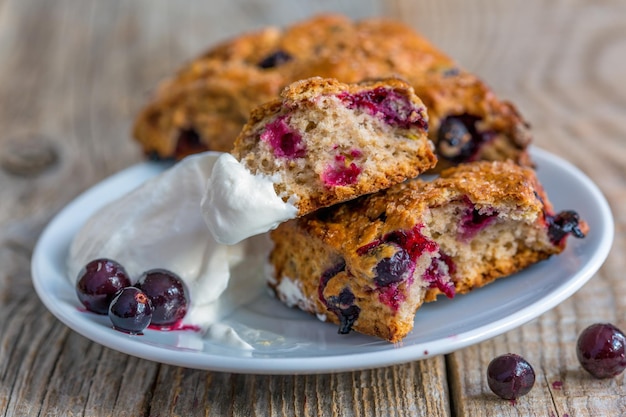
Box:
[336,304,360,334]
[257,50,292,69]
[356,225,449,309]
[326,287,361,335]
[136,269,189,326]
[487,353,536,400]
[320,260,347,288]
[374,248,412,286]
[458,199,498,241]
[576,323,626,379]
[436,114,482,163]
[174,127,207,157]
[318,261,361,334]
[76,258,131,314]
[108,287,153,334]
[546,210,586,245]
[442,67,460,77]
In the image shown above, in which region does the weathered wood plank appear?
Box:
[145,359,449,417]
[385,0,626,416]
[2,288,450,416]
[0,0,453,416]
[2,0,625,415]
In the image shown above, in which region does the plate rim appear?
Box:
[31,147,615,374]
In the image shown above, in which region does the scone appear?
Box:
[268,161,587,342]
[133,14,531,171]
[202,77,437,245]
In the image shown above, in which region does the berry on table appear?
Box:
[75,258,131,314]
[108,287,153,334]
[576,323,626,379]
[487,353,536,400]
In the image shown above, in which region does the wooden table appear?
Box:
[1,0,625,415]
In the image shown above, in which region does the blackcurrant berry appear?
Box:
[136,269,189,326]
[76,258,131,314]
[577,323,626,379]
[487,353,535,400]
[108,287,153,334]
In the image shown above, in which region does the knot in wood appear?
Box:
[0,134,59,177]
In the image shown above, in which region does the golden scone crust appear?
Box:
[268,161,587,342]
[133,14,531,170]
[231,77,436,216]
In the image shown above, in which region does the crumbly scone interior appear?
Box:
[421,197,558,300]
[268,161,587,342]
[232,79,435,214]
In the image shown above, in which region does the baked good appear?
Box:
[202,77,436,245]
[232,76,436,214]
[268,161,587,342]
[133,14,532,171]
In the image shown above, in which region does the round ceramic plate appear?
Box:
[32,147,614,374]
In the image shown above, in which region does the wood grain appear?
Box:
[1,0,625,416]
[386,1,626,416]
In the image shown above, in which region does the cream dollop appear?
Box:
[67,152,246,318]
[206,323,254,350]
[201,153,298,245]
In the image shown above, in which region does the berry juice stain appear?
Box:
[377,284,406,312]
[322,159,362,186]
[551,380,563,390]
[338,88,428,130]
[148,320,201,332]
[458,197,499,241]
[422,253,456,298]
[260,116,306,159]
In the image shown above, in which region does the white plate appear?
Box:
[32,147,614,374]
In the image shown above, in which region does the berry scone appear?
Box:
[133,14,531,171]
[268,161,587,342]
[202,77,437,245]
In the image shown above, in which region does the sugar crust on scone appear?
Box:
[133,14,531,171]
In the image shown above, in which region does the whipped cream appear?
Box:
[275,276,310,311]
[201,153,298,245]
[206,323,254,350]
[67,152,248,327]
